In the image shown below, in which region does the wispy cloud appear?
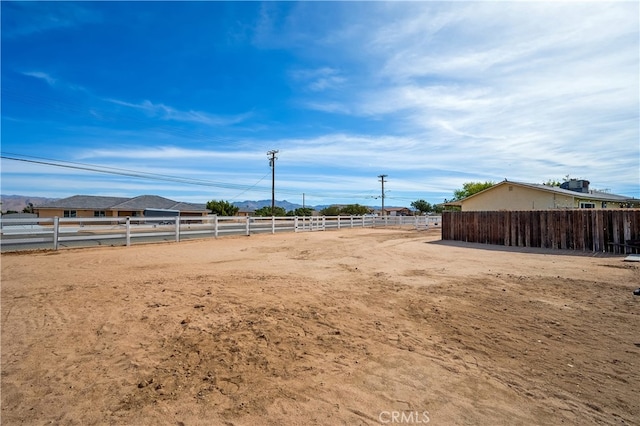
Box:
[299,101,351,115]
[290,67,346,92]
[20,71,91,94]
[78,146,258,161]
[2,2,637,203]
[280,2,638,194]
[2,2,101,38]
[22,71,57,86]
[105,99,252,126]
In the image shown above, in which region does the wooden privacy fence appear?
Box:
[442,210,640,254]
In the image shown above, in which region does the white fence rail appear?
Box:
[0,214,441,251]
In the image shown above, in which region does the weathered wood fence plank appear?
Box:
[442,210,640,254]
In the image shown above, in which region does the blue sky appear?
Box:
[2,1,638,207]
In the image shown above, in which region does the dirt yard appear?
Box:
[1,228,639,425]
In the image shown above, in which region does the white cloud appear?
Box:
[105,99,252,126]
[290,67,346,92]
[78,146,259,161]
[299,101,351,114]
[22,71,57,86]
[3,2,637,203]
[284,2,637,197]
[3,2,101,38]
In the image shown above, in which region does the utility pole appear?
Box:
[267,150,279,215]
[378,174,387,216]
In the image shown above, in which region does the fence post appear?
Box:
[126,217,131,246]
[294,216,299,232]
[337,216,341,229]
[214,215,218,238]
[246,216,250,236]
[175,217,180,242]
[53,216,60,250]
[322,216,326,231]
[272,216,276,234]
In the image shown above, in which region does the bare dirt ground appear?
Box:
[2,227,639,425]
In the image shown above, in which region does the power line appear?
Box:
[1,152,421,204]
[229,171,271,201]
[0,152,266,192]
[2,90,432,204]
[0,152,374,201]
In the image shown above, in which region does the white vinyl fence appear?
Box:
[0,214,441,252]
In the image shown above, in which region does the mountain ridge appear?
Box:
[0,195,59,213]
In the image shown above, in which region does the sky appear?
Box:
[1,1,639,208]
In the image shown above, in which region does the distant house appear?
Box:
[35,195,209,219]
[444,179,638,211]
[383,207,413,216]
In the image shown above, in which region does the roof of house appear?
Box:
[446,180,635,206]
[36,195,208,212]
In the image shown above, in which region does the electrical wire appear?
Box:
[2,91,423,203]
[2,89,427,203]
[1,153,268,192]
[1,152,380,201]
[229,171,271,201]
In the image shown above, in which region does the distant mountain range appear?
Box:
[0,195,59,213]
[1,195,388,214]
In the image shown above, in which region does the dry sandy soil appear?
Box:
[2,227,639,425]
